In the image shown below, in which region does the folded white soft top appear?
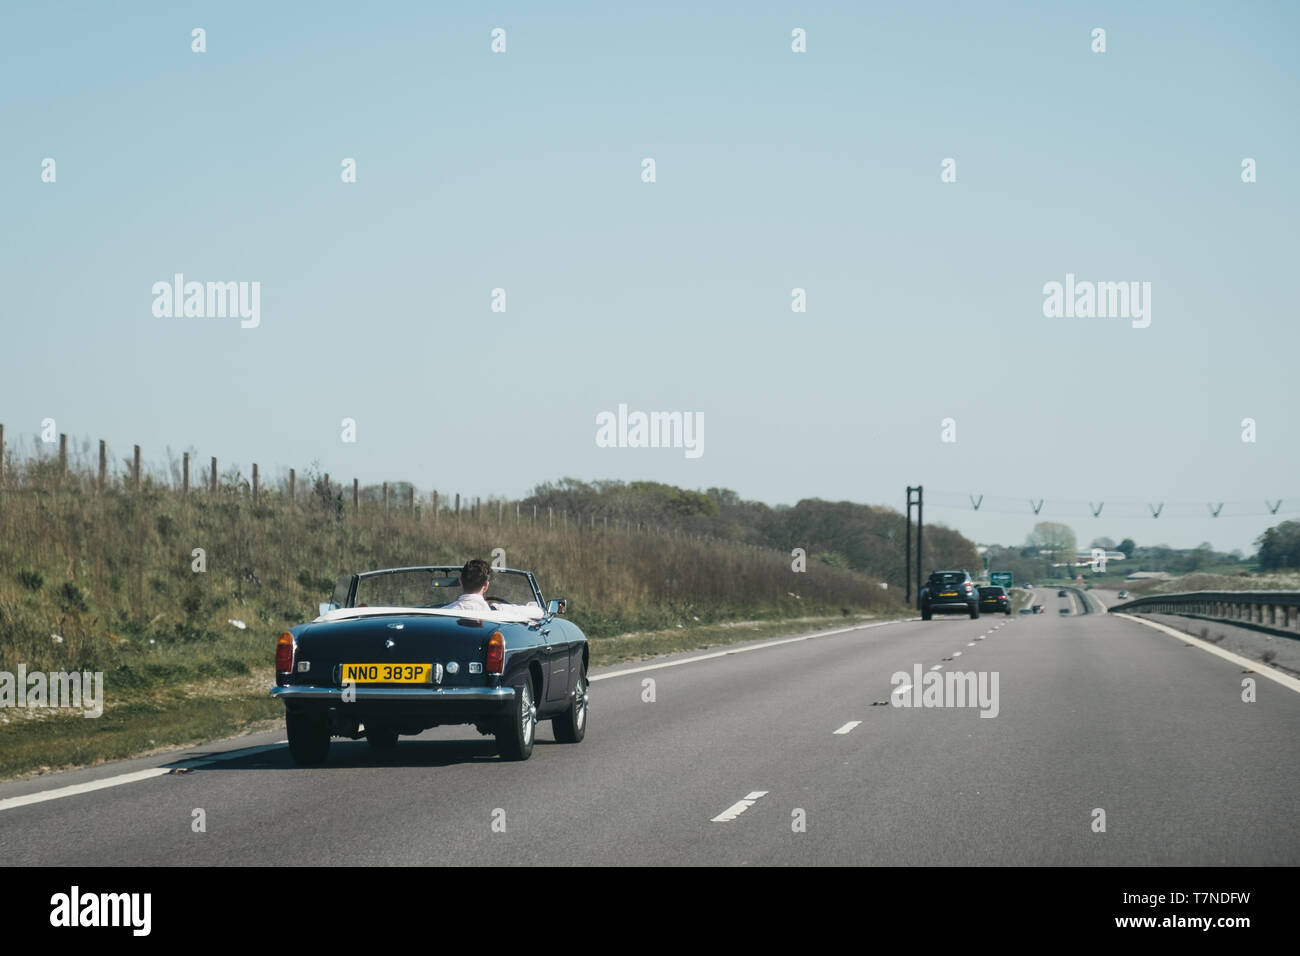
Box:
[313,604,544,625]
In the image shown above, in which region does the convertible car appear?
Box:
[271,566,588,765]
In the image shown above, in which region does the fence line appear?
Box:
[0,424,800,560]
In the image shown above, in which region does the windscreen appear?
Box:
[351,567,539,609]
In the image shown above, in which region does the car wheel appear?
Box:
[552,667,588,744]
[365,725,399,750]
[969,605,979,619]
[1005,608,1011,616]
[921,608,932,621]
[286,712,330,765]
[496,676,537,761]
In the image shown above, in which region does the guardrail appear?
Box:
[1111,590,1300,637]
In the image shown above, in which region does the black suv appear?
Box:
[978,586,1012,616]
[921,570,979,620]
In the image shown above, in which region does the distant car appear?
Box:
[1057,589,1068,597]
[1032,604,1044,614]
[1117,590,1130,600]
[1059,607,1070,615]
[978,586,1012,616]
[920,569,979,620]
[1024,583,1033,589]
[271,565,589,764]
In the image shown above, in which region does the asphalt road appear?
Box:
[2,588,1298,866]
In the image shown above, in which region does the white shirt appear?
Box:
[443,592,490,613]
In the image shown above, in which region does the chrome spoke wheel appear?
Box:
[521,682,536,745]
[575,678,588,731]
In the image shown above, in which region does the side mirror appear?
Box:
[547,598,568,615]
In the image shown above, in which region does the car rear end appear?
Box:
[926,572,976,614]
[273,614,517,739]
[978,586,1011,615]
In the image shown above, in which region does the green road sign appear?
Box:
[990,572,1013,587]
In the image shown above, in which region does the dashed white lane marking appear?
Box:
[893,684,913,699]
[592,618,909,682]
[967,642,977,646]
[1112,614,1300,694]
[833,721,861,735]
[929,665,943,671]
[952,651,963,657]
[0,742,288,814]
[711,790,769,822]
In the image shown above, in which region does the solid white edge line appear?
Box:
[833,721,861,735]
[0,742,289,814]
[1111,613,1300,694]
[590,618,910,682]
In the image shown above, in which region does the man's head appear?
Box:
[459,558,491,595]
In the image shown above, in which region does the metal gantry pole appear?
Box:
[916,485,923,609]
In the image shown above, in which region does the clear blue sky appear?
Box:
[2,1,1297,553]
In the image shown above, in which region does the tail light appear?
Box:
[275,631,294,672]
[964,582,972,594]
[485,632,505,675]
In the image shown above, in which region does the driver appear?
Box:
[443,558,492,613]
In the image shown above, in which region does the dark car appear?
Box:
[978,586,1012,615]
[1058,589,1068,597]
[920,570,979,620]
[271,566,589,764]
[1032,604,1045,614]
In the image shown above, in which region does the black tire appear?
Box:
[366,725,399,750]
[1005,608,1012,616]
[496,676,537,761]
[552,667,588,744]
[921,609,931,621]
[969,604,980,619]
[286,712,330,765]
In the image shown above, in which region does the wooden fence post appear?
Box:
[252,463,260,504]
[183,452,190,494]
[383,482,389,511]
[408,486,415,511]
[133,445,141,490]
[58,433,67,479]
[210,457,218,492]
[455,493,461,518]
[433,490,439,525]
[288,468,295,504]
[353,478,359,512]
[98,440,106,491]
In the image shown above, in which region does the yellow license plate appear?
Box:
[940,591,958,597]
[341,663,432,684]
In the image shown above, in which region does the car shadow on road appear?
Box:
[170,736,565,772]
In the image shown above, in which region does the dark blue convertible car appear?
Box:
[271,566,589,764]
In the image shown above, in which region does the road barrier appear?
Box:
[1112,590,1300,638]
